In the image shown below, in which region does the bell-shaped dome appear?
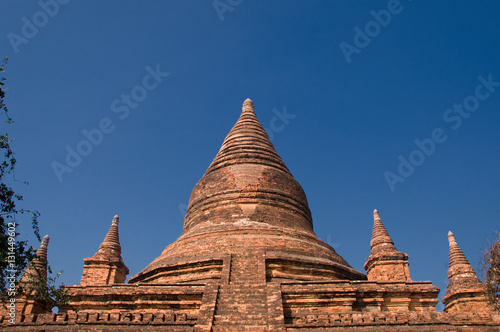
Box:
[184,98,313,234]
[129,99,365,284]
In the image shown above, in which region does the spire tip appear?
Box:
[242,98,254,112]
[448,231,456,243]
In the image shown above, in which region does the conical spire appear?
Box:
[80,215,128,285]
[445,231,481,283]
[93,215,122,259]
[205,98,289,175]
[370,209,396,252]
[447,231,471,268]
[21,235,50,283]
[33,235,50,271]
[16,235,52,315]
[364,209,410,281]
[443,231,492,313]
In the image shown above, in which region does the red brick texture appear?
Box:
[80,215,129,286]
[129,98,363,285]
[2,99,499,331]
[364,210,411,282]
[443,232,495,314]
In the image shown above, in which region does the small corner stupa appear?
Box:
[1,99,499,331]
[443,231,495,314]
[364,209,411,282]
[80,215,129,286]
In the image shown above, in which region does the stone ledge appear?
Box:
[2,311,197,327]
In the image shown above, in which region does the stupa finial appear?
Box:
[112,215,119,226]
[242,98,254,113]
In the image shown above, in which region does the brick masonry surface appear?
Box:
[2,99,499,331]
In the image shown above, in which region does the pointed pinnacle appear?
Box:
[112,215,119,226]
[370,209,395,249]
[102,215,120,246]
[447,231,470,267]
[37,234,50,260]
[27,234,50,277]
[444,230,485,305]
[448,231,456,243]
[242,98,254,113]
[41,234,50,247]
[205,98,289,175]
[90,215,123,260]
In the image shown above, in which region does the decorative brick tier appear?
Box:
[2,278,499,330]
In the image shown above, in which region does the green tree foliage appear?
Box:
[17,260,70,311]
[0,56,40,294]
[0,57,68,310]
[482,231,500,310]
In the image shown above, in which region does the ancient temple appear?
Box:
[1,99,499,331]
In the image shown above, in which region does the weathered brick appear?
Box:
[1,99,498,331]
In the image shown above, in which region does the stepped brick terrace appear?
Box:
[1,99,499,331]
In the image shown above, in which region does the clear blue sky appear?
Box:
[2,1,499,311]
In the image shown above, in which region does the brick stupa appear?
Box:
[129,98,364,285]
[1,99,498,331]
